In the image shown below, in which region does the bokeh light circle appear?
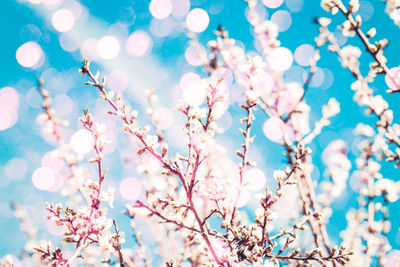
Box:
[126,31,152,57]
[244,168,267,192]
[294,44,314,66]
[286,0,303,12]
[237,189,249,208]
[271,10,292,32]
[262,0,283,8]
[53,94,74,116]
[59,32,81,52]
[80,39,99,60]
[269,47,293,72]
[107,70,129,93]
[70,129,93,154]
[0,87,19,131]
[385,67,400,91]
[16,41,44,68]
[149,0,173,19]
[4,158,27,180]
[152,107,174,129]
[0,108,14,131]
[150,17,175,38]
[171,0,190,17]
[32,167,56,191]
[52,9,75,32]
[185,44,205,66]
[356,1,374,21]
[97,35,120,59]
[186,8,209,33]
[305,68,325,88]
[180,72,202,90]
[0,87,19,110]
[263,117,288,143]
[41,151,64,173]
[119,177,142,200]
[182,84,206,106]
[43,0,63,9]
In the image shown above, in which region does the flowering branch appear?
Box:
[37,79,91,206]
[322,0,400,93]
[80,59,228,266]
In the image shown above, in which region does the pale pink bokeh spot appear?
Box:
[52,9,75,32]
[357,1,374,21]
[126,31,152,57]
[186,8,209,33]
[320,68,334,89]
[59,31,81,52]
[171,0,190,17]
[0,107,14,131]
[211,67,234,87]
[349,170,366,191]
[182,84,206,106]
[303,68,324,88]
[277,83,303,113]
[185,44,205,66]
[70,129,93,154]
[4,158,27,181]
[271,10,292,32]
[43,0,63,9]
[269,47,293,72]
[80,39,99,60]
[0,87,19,110]
[53,94,74,116]
[263,117,291,143]
[97,35,120,59]
[41,151,65,173]
[180,72,202,91]
[28,0,42,4]
[0,87,19,131]
[32,167,56,191]
[262,0,284,8]
[294,44,314,66]
[47,174,65,192]
[152,107,174,130]
[385,67,400,91]
[250,71,274,95]
[322,139,347,165]
[218,111,233,131]
[236,188,249,208]
[119,177,142,200]
[16,41,44,68]
[274,186,299,219]
[286,0,303,12]
[165,122,189,150]
[149,0,173,19]
[69,0,83,19]
[244,168,267,192]
[46,219,65,236]
[150,17,175,38]
[107,70,129,93]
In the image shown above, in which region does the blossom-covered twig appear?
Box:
[37,79,91,206]
[80,59,228,266]
[322,0,400,93]
[35,111,120,266]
